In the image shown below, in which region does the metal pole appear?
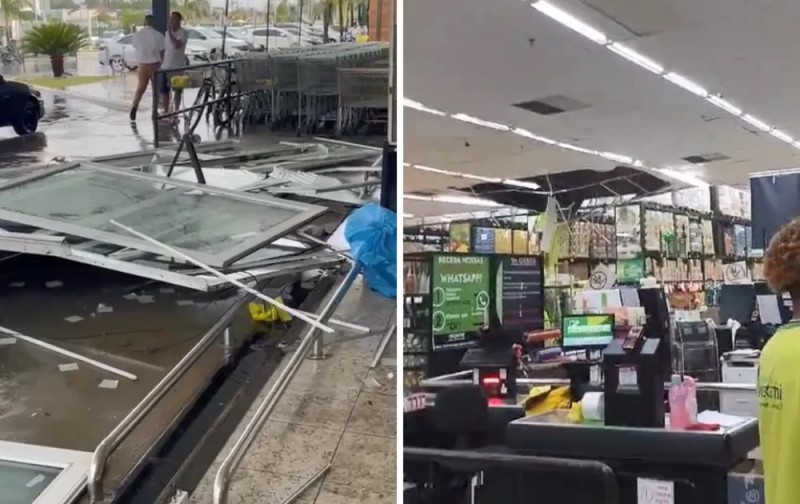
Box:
[221,0,230,57]
[265,0,271,51]
[152,69,160,148]
[280,464,330,504]
[213,264,362,504]
[222,327,233,364]
[370,322,395,368]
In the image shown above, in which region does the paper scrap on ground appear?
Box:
[122,293,138,300]
[26,474,46,488]
[136,295,155,304]
[9,282,24,288]
[99,379,119,390]
[58,363,79,372]
[96,303,114,314]
[65,315,84,323]
[176,300,194,306]
[45,280,63,288]
[0,337,17,345]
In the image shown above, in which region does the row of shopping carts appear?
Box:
[203,43,391,135]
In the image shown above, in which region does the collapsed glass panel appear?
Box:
[0,460,60,504]
[0,165,326,267]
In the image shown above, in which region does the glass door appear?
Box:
[0,441,91,504]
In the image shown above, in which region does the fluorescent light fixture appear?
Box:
[532,0,608,45]
[403,98,447,116]
[770,129,794,143]
[403,213,415,218]
[741,114,771,132]
[512,127,559,145]
[706,95,742,116]
[503,179,541,190]
[606,42,664,74]
[451,113,510,132]
[406,163,502,183]
[600,152,634,165]
[404,193,503,207]
[532,1,799,150]
[662,72,708,97]
[407,162,541,191]
[654,168,710,189]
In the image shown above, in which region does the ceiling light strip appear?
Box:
[403,98,709,189]
[531,0,797,148]
[404,193,503,207]
[405,162,541,190]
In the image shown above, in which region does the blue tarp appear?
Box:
[344,203,397,298]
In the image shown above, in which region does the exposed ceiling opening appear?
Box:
[513,95,591,115]
[681,153,730,164]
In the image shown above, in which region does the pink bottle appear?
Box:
[668,374,691,429]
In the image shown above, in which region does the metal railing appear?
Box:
[212,263,363,504]
[420,376,758,392]
[86,256,339,502]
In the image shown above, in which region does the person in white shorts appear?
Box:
[160,11,188,113]
[130,14,164,121]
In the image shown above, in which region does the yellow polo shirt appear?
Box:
[758,321,800,504]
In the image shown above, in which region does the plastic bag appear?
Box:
[344,203,397,298]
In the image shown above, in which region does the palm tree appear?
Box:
[23,21,88,76]
[0,0,30,42]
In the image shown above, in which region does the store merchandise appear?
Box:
[702,220,715,255]
[615,205,642,258]
[495,229,513,254]
[513,230,529,254]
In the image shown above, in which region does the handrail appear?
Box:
[405,447,619,504]
[419,376,758,391]
[87,271,296,502]
[213,263,363,504]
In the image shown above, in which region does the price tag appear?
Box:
[637,478,674,504]
[618,366,638,387]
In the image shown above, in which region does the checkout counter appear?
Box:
[406,287,760,504]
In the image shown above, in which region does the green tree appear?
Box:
[173,0,210,22]
[0,0,30,41]
[119,9,147,33]
[274,0,291,22]
[22,21,88,76]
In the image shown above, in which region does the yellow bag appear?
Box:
[170,74,190,90]
[522,385,572,416]
[248,296,292,323]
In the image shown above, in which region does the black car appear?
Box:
[0,74,45,136]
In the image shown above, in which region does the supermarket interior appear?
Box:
[402,0,800,503]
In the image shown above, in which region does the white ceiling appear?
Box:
[404,0,800,218]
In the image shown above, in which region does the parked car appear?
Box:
[185,27,251,54]
[0,74,45,135]
[274,23,323,45]
[238,26,311,50]
[98,33,224,71]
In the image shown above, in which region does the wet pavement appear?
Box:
[0,74,219,168]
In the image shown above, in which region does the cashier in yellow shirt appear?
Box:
[759,217,800,504]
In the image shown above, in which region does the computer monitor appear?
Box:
[561,314,615,350]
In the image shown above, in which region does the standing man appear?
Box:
[130,14,164,121]
[160,11,188,113]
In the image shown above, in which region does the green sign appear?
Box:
[431,255,490,344]
[562,314,615,348]
[617,258,645,284]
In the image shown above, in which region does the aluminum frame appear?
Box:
[0,440,92,504]
[0,162,327,268]
[0,229,343,291]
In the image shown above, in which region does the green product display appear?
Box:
[617,257,645,284]
[431,254,490,338]
[562,314,615,348]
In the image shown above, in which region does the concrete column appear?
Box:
[152,0,169,34]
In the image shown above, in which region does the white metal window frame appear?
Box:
[0,162,327,268]
[0,440,92,504]
[0,228,344,291]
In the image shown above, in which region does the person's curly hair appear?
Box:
[764,218,800,294]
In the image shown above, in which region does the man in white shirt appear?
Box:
[130,14,165,121]
[160,11,188,113]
